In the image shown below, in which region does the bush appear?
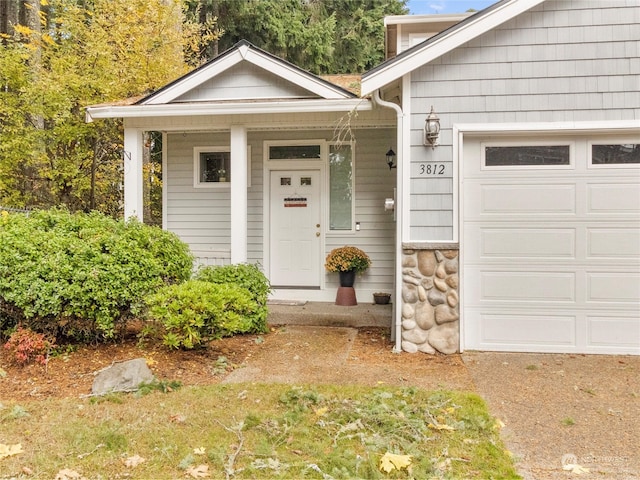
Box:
[194,263,271,333]
[143,280,259,349]
[3,327,55,366]
[0,208,193,341]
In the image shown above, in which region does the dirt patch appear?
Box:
[0,327,469,401]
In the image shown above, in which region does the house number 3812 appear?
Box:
[419,164,445,175]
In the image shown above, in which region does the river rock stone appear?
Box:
[417,250,437,277]
[417,340,436,354]
[421,277,434,290]
[402,255,416,268]
[442,250,458,259]
[447,290,459,308]
[434,277,448,292]
[92,358,154,396]
[402,319,417,330]
[402,327,429,345]
[402,303,415,320]
[428,323,459,354]
[444,259,458,274]
[402,285,418,303]
[402,340,419,353]
[414,301,435,330]
[403,271,421,286]
[435,250,445,263]
[427,288,447,306]
[418,285,427,302]
[435,304,459,325]
[445,274,459,290]
[436,262,447,279]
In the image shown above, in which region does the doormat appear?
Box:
[268,300,308,306]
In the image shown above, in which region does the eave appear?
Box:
[86,98,371,122]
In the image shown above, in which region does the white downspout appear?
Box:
[373,89,404,353]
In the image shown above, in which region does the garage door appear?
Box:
[462,135,640,354]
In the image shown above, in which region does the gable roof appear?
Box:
[139,40,356,105]
[361,0,546,95]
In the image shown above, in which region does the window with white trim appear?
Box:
[194,147,230,187]
[329,143,353,231]
[591,143,640,165]
[484,145,571,167]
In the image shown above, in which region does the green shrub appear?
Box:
[194,263,271,333]
[143,280,258,349]
[0,208,193,341]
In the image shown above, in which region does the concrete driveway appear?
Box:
[464,352,640,480]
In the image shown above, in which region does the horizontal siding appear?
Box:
[408,0,640,241]
[166,126,396,296]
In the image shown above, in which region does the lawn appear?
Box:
[0,383,519,479]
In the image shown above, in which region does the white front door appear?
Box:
[270,170,322,287]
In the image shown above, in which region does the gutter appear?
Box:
[372,89,404,354]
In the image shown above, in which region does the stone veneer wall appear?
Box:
[401,247,459,354]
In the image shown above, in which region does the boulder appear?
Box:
[92,358,155,396]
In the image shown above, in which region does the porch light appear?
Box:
[423,106,440,148]
[386,148,397,169]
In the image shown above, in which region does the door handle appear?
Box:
[316,232,320,237]
[316,224,320,228]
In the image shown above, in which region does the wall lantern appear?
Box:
[386,148,397,169]
[423,106,440,148]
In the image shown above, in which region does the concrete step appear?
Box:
[267,301,392,329]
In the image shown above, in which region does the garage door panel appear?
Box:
[480,313,576,347]
[588,316,640,350]
[587,183,640,214]
[474,227,576,259]
[481,271,576,302]
[587,228,640,258]
[587,273,640,303]
[479,184,575,216]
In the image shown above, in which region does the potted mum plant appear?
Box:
[325,246,371,287]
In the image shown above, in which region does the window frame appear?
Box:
[328,141,355,232]
[193,145,252,188]
[588,141,640,169]
[481,141,575,171]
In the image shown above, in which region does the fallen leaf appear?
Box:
[0,443,23,459]
[379,452,412,473]
[194,447,206,455]
[428,422,455,431]
[54,469,88,480]
[170,414,187,423]
[186,464,210,478]
[563,463,590,474]
[22,466,34,475]
[314,407,328,416]
[123,454,146,467]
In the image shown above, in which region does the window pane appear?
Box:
[485,145,570,166]
[269,145,321,159]
[200,152,230,182]
[329,145,352,230]
[592,144,640,164]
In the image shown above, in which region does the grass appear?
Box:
[0,384,519,479]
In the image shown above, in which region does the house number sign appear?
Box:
[418,164,446,175]
[284,196,307,208]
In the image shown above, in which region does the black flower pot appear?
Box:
[339,270,356,287]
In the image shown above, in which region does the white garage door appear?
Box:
[462,135,640,354]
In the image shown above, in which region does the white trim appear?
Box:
[162,131,168,230]
[123,128,144,221]
[193,146,231,189]
[362,0,545,94]
[384,13,471,26]
[230,126,248,264]
[86,99,371,121]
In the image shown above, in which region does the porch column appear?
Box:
[123,128,144,221]
[230,125,248,263]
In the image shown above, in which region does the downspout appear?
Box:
[373,89,404,353]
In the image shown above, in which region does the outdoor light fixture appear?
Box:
[423,106,440,148]
[386,148,397,169]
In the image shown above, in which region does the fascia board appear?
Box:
[86,99,371,121]
[455,120,640,135]
[362,0,546,95]
[142,49,244,105]
[244,48,352,99]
